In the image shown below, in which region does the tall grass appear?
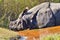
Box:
[0,0,60,28]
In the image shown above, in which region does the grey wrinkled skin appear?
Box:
[9,2,60,31]
[37,3,60,28]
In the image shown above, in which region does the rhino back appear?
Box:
[36,3,60,28]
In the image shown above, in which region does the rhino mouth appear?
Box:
[9,26,24,31]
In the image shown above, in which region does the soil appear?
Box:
[17,26,60,40]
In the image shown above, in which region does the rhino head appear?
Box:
[9,18,24,31]
[9,11,32,31]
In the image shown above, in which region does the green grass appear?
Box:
[40,34,60,40]
[0,27,18,40]
[0,0,60,28]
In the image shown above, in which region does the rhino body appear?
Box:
[9,2,60,31]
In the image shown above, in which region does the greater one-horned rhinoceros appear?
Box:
[9,2,60,31]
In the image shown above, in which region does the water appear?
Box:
[19,36,27,40]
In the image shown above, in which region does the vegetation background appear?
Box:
[0,0,60,28]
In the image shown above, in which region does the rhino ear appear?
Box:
[25,7,29,9]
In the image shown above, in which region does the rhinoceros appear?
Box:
[9,2,60,31]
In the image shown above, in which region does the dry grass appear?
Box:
[0,27,18,40]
